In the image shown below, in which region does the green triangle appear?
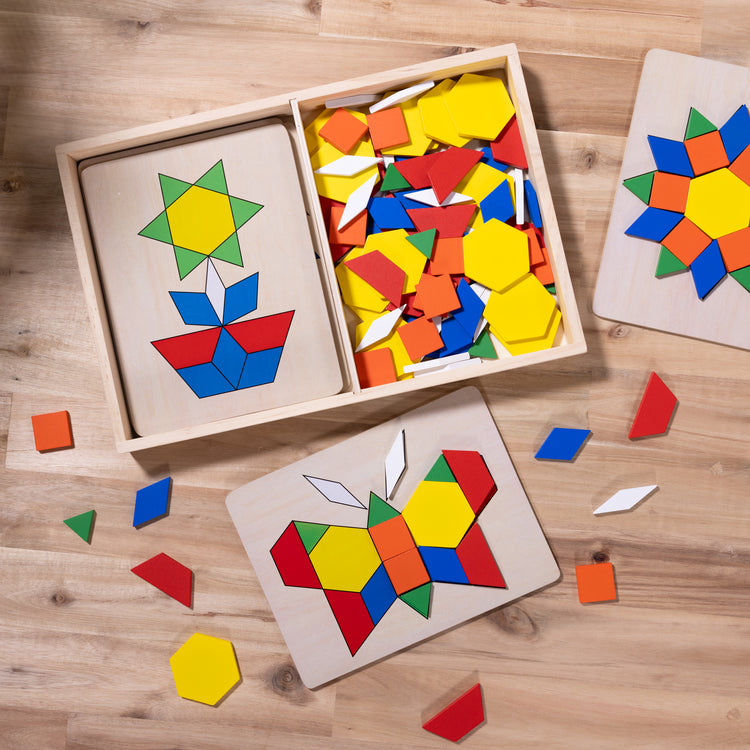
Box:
[174,246,207,279]
[399,582,432,618]
[64,510,95,543]
[730,265,750,292]
[655,245,688,277]
[685,108,717,140]
[210,233,244,267]
[158,174,193,207]
[424,454,456,482]
[468,327,497,360]
[229,195,263,230]
[545,284,556,295]
[623,172,655,204]
[139,211,173,244]
[367,492,400,527]
[293,521,329,552]
[195,160,228,194]
[381,163,411,192]
[406,228,437,259]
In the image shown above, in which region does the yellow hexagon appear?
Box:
[166,186,236,255]
[309,526,381,592]
[170,633,240,706]
[483,273,556,343]
[401,480,475,548]
[463,219,530,292]
[444,73,515,140]
[684,168,750,239]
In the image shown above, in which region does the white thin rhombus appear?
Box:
[594,485,658,515]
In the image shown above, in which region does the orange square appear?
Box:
[328,205,367,246]
[31,410,73,452]
[685,130,729,176]
[717,227,750,272]
[414,274,460,319]
[383,547,430,595]
[366,107,409,151]
[575,562,617,603]
[531,243,554,286]
[648,171,691,213]
[369,515,415,560]
[729,144,750,184]
[354,348,397,388]
[427,237,464,275]
[318,108,369,154]
[661,217,711,266]
[397,316,444,361]
[523,228,545,266]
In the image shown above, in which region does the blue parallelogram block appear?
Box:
[535,427,591,461]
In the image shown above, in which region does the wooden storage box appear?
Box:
[57,44,585,453]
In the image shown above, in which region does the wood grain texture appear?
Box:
[1,2,750,748]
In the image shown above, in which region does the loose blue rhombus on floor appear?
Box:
[535,427,591,461]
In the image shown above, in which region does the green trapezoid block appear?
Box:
[195,160,228,194]
[469,328,497,360]
[424,454,456,482]
[210,233,244,267]
[406,228,437,259]
[158,174,193,207]
[623,171,655,204]
[685,108,717,140]
[655,245,688,277]
[294,521,329,553]
[399,582,432,618]
[229,195,263,230]
[730,266,750,292]
[367,492,400,527]
[64,509,95,543]
[381,163,412,192]
[139,211,173,244]
[174,246,207,279]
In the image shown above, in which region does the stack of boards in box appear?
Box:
[304,73,560,388]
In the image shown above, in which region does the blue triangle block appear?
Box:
[169,291,222,327]
[418,546,469,584]
[524,179,542,228]
[361,564,397,625]
[647,135,694,177]
[535,427,591,461]
[719,105,750,162]
[453,279,485,337]
[625,207,683,242]
[133,477,172,528]
[369,196,415,230]
[480,180,515,223]
[690,239,727,299]
[222,272,259,325]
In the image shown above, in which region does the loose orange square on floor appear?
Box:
[383,547,430,595]
[649,171,691,213]
[717,226,750,271]
[427,237,464,275]
[31,410,73,452]
[366,107,409,151]
[329,204,368,245]
[575,562,617,603]
[414,273,460,318]
[397,315,444,361]
[369,514,415,560]
[354,348,397,388]
[661,217,712,265]
[684,130,729,176]
[318,109,369,154]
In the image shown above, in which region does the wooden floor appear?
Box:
[2,2,750,748]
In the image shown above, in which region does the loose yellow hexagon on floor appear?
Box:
[401,480,475,548]
[483,273,557,343]
[166,186,236,255]
[309,526,382,591]
[463,219,529,292]
[444,73,515,140]
[684,167,750,239]
[170,633,241,706]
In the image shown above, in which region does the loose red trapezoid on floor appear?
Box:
[131,552,193,608]
[628,372,677,439]
[422,682,485,742]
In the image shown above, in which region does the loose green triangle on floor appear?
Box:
[730,265,750,292]
[195,160,229,194]
[229,195,263,230]
[158,174,193,208]
[174,246,207,279]
[399,582,432,618]
[210,232,244,266]
[381,163,411,192]
[424,454,456,482]
[367,492,400,527]
[468,328,497,360]
[139,211,173,244]
[64,509,95,544]
[406,228,436,259]
[294,521,329,553]
[623,172,655,204]
[684,108,717,140]
[655,245,688,277]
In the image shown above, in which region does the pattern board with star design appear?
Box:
[80,119,343,436]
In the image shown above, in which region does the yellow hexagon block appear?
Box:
[463,219,530,292]
[444,73,515,140]
[401,480,475,548]
[170,633,240,706]
[492,307,562,355]
[684,167,750,239]
[309,526,381,592]
[417,79,470,148]
[166,186,236,255]
[483,273,556,343]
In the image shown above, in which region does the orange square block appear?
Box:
[575,562,617,603]
[427,237,464,275]
[329,205,368,246]
[366,108,409,151]
[318,109,369,154]
[717,227,750,272]
[531,243,554,286]
[397,316,444,361]
[685,130,729,176]
[661,217,711,266]
[648,171,691,213]
[369,514,415,561]
[383,547,430,595]
[523,228,545,266]
[354,348,397,388]
[31,410,73,452]
[414,273,460,319]
[729,144,750,184]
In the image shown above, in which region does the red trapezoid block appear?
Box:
[224,310,295,354]
[152,327,222,370]
[456,523,506,588]
[344,250,406,306]
[423,683,485,742]
[270,522,322,589]
[324,589,375,655]
[428,146,482,203]
[628,372,677,439]
[442,450,497,515]
[131,552,193,608]
[406,204,476,239]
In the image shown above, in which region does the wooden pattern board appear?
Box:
[80,119,343,437]
[225,387,559,688]
[594,48,750,350]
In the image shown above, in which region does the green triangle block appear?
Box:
[293,521,329,553]
[139,211,173,244]
[685,108,717,140]
[210,233,244,267]
[730,265,750,292]
[381,163,411,192]
[229,195,263,230]
[424,454,456,482]
[623,171,655,204]
[64,510,95,543]
[174,246,207,279]
[158,174,193,207]
[399,582,432,618]
[406,228,437,259]
[545,284,556,295]
[655,245,688,277]
[195,160,228,194]
[367,492,400,527]
[469,327,497,360]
